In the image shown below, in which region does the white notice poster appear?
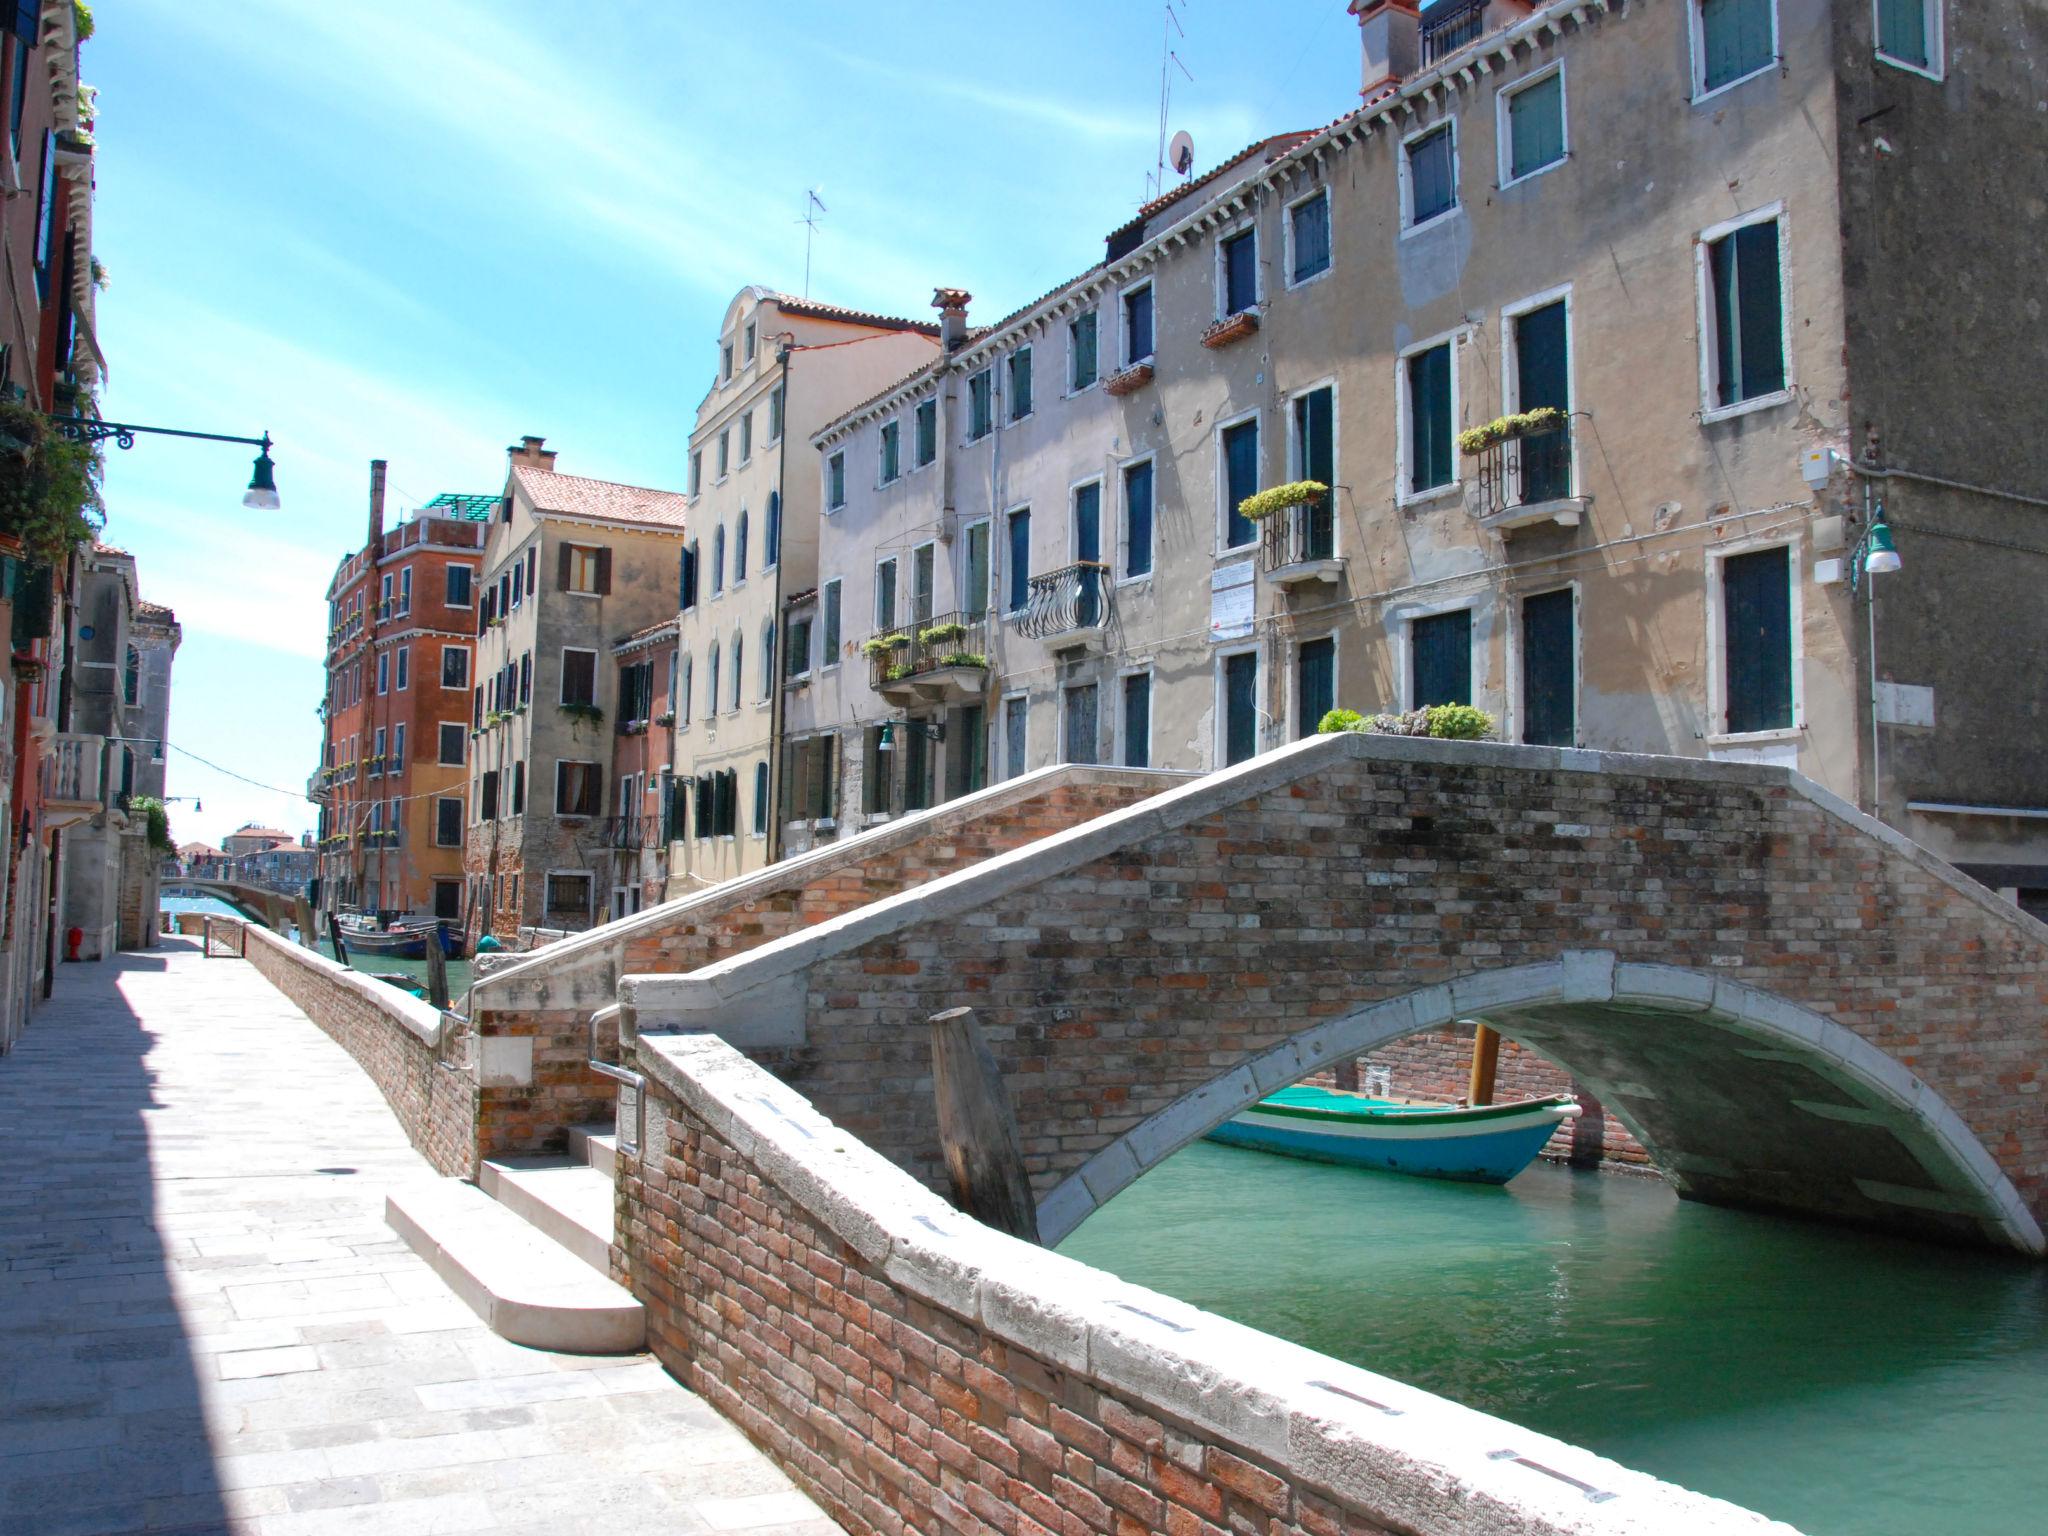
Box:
[1210,561,1255,642]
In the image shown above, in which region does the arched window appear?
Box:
[731,630,744,711]
[679,655,692,725]
[760,619,776,700]
[765,491,781,567]
[735,510,749,583]
[707,644,720,718]
[713,526,726,594]
[752,761,770,835]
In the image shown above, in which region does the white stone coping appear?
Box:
[473,763,1192,1011]
[634,1030,1799,1536]
[242,921,453,1051]
[619,731,2048,1032]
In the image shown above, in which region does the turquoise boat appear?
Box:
[1208,1084,1581,1184]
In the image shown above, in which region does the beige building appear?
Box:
[787,0,2048,911]
[667,290,939,894]
[463,438,686,942]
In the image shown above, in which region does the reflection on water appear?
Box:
[1060,1141,2048,1536]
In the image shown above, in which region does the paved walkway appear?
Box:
[0,940,843,1536]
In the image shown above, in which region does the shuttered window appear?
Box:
[1507,71,1566,181]
[1222,419,1259,549]
[1124,284,1154,364]
[1707,218,1786,407]
[1876,0,1930,68]
[1699,0,1774,91]
[880,421,900,483]
[1003,695,1028,779]
[1405,345,1453,494]
[1405,125,1456,226]
[915,400,937,465]
[435,797,462,847]
[1070,311,1098,391]
[555,761,600,817]
[1411,610,1472,708]
[1006,509,1031,613]
[1291,388,1335,560]
[560,544,608,595]
[1122,673,1151,768]
[1009,347,1033,421]
[752,763,770,835]
[1062,683,1099,765]
[827,452,846,509]
[1520,589,1576,746]
[1221,228,1258,316]
[964,524,990,619]
[1289,191,1330,283]
[968,370,993,439]
[822,580,842,660]
[1296,637,1335,738]
[1122,461,1153,579]
[1222,652,1259,766]
[560,648,597,707]
[1722,546,1793,734]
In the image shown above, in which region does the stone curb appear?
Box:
[242,921,450,1050]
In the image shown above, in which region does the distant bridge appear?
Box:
[161,879,296,931]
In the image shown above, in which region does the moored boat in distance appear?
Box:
[332,916,464,960]
[1207,1084,1580,1184]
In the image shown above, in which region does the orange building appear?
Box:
[314,463,489,921]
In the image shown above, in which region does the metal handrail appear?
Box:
[1016,561,1113,641]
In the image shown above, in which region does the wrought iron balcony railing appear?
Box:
[866,609,991,693]
[1257,499,1337,575]
[1015,562,1113,643]
[604,814,655,851]
[1474,420,1574,519]
[1420,0,1487,68]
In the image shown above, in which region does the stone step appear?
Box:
[384,1179,643,1355]
[567,1121,618,1180]
[479,1156,614,1275]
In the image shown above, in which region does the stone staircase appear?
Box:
[386,1120,638,1353]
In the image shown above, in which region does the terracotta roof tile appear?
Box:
[766,294,941,336]
[513,466,687,530]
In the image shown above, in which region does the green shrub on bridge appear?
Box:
[1317,705,1496,741]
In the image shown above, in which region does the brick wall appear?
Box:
[616,1032,1776,1536]
[239,923,475,1177]
[469,767,1186,1159]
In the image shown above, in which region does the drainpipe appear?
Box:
[766,338,794,865]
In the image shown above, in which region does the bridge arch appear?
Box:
[1036,952,2046,1256]
[161,880,290,930]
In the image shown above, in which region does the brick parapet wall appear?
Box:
[618,1031,1785,1536]
[238,923,475,1177]
[468,767,1188,1160]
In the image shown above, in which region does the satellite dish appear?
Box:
[1168,130,1195,178]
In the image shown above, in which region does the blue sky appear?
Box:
[88,0,1361,847]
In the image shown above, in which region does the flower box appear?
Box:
[1103,363,1155,397]
[1201,310,1260,350]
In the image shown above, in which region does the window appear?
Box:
[395,646,410,692]
[862,727,893,817]
[1402,342,1455,497]
[1520,589,1576,746]
[526,545,537,598]
[1221,418,1259,550]
[441,646,469,689]
[739,410,753,464]
[562,544,608,595]
[1122,672,1151,768]
[911,543,936,626]
[1002,693,1028,780]
[435,797,462,847]
[1701,212,1787,412]
[713,526,726,594]
[720,342,734,381]
[439,723,466,766]
[1694,0,1776,95]
[786,614,812,679]
[1221,651,1260,767]
[946,703,989,801]
[783,735,835,822]
[9,33,29,163]
[1296,637,1335,738]
[915,399,938,466]
[968,369,994,439]
[1507,295,1572,502]
[512,761,526,815]
[1071,484,1102,626]
[963,521,990,619]
[392,723,406,770]
[1123,283,1154,364]
[479,770,500,822]
[376,653,389,695]
[743,320,756,364]
[1070,311,1099,391]
[1501,68,1567,183]
[1009,347,1033,421]
[560,648,597,707]
[768,384,785,442]
[874,557,898,630]
[822,580,842,664]
[680,656,693,724]
[731,632,744,712]
[827,451,846,510]
[689,450,702,497]
[1122,460,1154,580]
[1403,123,1457,229]
[520,651,531,704]
[679,542,699,610]
[546,872,592,916]
[717,429,730,478]
[735,511,749,584]
[1290,387,1336,561]
[708,643,721,715]
[752,762,770,836]
[1720,546,1793,734]
[765,491,781,566]
[1410,609,1473,708]
[1288,190,1331,285]
[880,420,901,483]
[555,760,601,817]
[372,727,386,774]
[760,621,776,699]
[1220,228,1258,316]
[400,567,414,614]
[1006,508,1031,613]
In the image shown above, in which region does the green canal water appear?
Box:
[1059,1141,2048,1535]
[162,896,475,999]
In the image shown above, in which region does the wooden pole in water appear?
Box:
[326,913,350,970]
[1467,1021,1501,1107]
[928,1006,1042,1245]
[293,896,317,951]
[423,930,450,1010]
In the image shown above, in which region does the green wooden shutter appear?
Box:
[1508,73,1565,180]
[1224,420,1259,548]
[1296,637,1335,738]
[1877,0,1928,65]
[1702,0,1773,90]
[1722,547,1792,733]
[1407,346,1452,493]
[1223,652,1259,765]
[1520,589,1575,746]
[1411,610,1472,707]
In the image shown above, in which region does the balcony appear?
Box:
[866,610,992,706]
[1471,419,1586,531]
[1420,0,1487,68]
[44,732,104,826]
[1257,499,1344,587]
[1015,562,1114,651]
[604,814,656,851]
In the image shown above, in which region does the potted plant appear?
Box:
[1457,406,1567,457]
[653,710,676,727]
[1236,480,1328,522]
[561,702,604,727]
[861,633,910,659]
[933,651,988,669]
[919,621,969,647]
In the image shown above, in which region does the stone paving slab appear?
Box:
[0,940,845,1536]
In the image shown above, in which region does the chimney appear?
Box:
[932,288,972,352]
[508,434,558,471]
[367,459,386,553]
[1350,0,1420,102]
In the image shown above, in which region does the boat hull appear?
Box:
[1208,1092,1580,1184]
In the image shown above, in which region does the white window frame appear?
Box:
[1398,118,1459,236]
[1507,582,1582,748]
[1287,378,1341,559]
[1395,327,1464,509]
[395,645,410,692]
[1067,309,1101,395]
[966,367,994,440]
[559,646,599,708]
[1212,642,1264,769]
[1058,679,1101,766]
[1694,202,1796,425]
[826,450,847,511]
[820,580,843,672]
[1874,0,1943,80]
[1704,535,1803,746]
[1499,285,1578,506]
[879,418,901,485]
[874,555,899,631]
[910,539,938,627]
[439,644,469,690]
[912,397,938,470]
[1008,345,1033,422]
[1283,186,1333,291]
[1388,595,1487,713]
[544,868,594,917]
[1214,220,1260,319]
[1117,663,1155,769]
[1214,407,1262,556]
[1116,454,1156,587]
[959,519,992,618]
[1290,629,1342,740]
[1688,0,1781,104]
[1120,279,1156,366]
[1496,62,1570,189]
[563,543,603,596]
[1000,688,1030,779]
[375,652,388,696]
[1069,474,1105,571]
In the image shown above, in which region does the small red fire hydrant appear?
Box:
[65,926,82,962]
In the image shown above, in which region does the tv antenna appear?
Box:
[797,187,828,299]
[1148,1,1194,204]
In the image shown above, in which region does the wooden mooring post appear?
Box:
[928,1007,1042,1245]
[1467,1021,1501,1107]
[326,913,350,970]
[293,896,317,951]
[423,933,450,1010]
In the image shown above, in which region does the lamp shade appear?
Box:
[1864,519,1901,574]
[876,721,895,752]
[242,445,280,510]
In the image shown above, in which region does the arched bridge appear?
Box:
[618,733,2048,1255]
[162,879,296,931]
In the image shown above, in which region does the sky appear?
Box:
[86,0,1363,849]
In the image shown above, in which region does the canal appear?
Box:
[1059,1141,2048,1535]
[161,896,475,999]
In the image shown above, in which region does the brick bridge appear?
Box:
[160,878,296,930]
[616,733,2048,1255]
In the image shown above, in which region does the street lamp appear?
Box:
[48,415,281,511]
[1848,500,1903,819]
[875,718,945,752]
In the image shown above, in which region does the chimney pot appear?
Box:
[508,435,559,470]
[932,288,972,352]
[1350,0,1420,102]
[367,459,387,553]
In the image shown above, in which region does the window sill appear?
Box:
[1284,266,1333,293]
[1397,481,1463,511]
[1875,51,1943,83]
[1116,572,1154,591]
[1400,208,1462,242]
[1498,153,1569,191]
[1691,59,1779,106]
[1065,380,1101,400]
[1700,388,1795,427]
[1705,726,1802,748]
